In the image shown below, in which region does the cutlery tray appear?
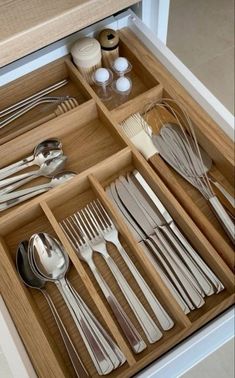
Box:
[0,26,234,378]
[0,58,92,145]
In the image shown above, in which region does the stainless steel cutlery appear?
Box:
[27,232,126,375]
[61,198,177,351]
[105,170,224,315]
[0,139,76,211]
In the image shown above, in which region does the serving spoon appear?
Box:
[0,155,67,193]
[0,138,63,179]
[28,233,125,375]
[16,240,89,377]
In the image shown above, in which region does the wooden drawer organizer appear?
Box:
[0,28,234,377]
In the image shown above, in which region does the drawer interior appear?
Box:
[0,58,92,145]
[0,26,234,378]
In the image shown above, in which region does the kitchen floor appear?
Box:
[167,0,234,377]
[167,0,234,114]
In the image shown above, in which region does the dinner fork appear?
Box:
[89,200,174,331]
[61,217,147,354]
[75,208,163,344]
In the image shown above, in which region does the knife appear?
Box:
[118,176,206,298]
[106,185,175,330]
[106,184,191,314]
[127,173,215,296]
[115,177,205,308]
[133,170,224,293]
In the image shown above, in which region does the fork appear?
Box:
[61,217,147,354]
[76,207,163,344]
[90,200,174,331]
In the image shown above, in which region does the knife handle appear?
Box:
[150,232,205,309]
[161,225,215,296]
[114,238,174,331]
[169,223,224,293]
[154,228,205,297]
[105,255,163,343]
[140,240,190,314]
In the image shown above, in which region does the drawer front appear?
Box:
[0,9,234,378]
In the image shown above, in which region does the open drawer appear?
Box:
[0,9,234,378]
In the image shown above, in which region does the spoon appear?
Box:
[16,240,89,378]
[0,171,76,202]
[0,155,67,193]
[0,171,75,212]
[0,138,63,179]
[28,233,124,375]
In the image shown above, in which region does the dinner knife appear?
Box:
[106,184,191,314]
[115,178,205,308]
[126,173,215,296]
[132,170,224,293]
[118,176,206,298]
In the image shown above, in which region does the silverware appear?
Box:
[61,217,147,354]
[0,155,67,194]
[16,240,89,378]
[0,172,75,211]
[0,80,68,118]
[115,177,205,309]
[75,208,163,344]
[106,184,191,314]
[0,138,62,178]
[0,171,76,201]
[89,200,174,330]
[126,173,215,296]
[28,233,126,375]
[133,170,224,293]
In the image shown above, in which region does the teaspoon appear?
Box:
[0,171,75,211]
[0,171,76,202]
[0,138,63,179]
[0,155,67,193]
[28,233,125,375]
[16,240,89,377]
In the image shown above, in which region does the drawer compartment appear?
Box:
[0,57,92,145]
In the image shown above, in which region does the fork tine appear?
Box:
[97,199,114,226]
[84,207,102,235]
[91,201,107,229]
[68,216,83,242]
[60,219,78,250]
[75,211,93,239]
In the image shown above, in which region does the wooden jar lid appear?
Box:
[98,29,119,50]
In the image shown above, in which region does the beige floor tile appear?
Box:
[181,338,235,378]
[192,46,234,113]
[167,0,234,114]
[167,0,234,68]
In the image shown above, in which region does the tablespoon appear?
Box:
[16,240,89,378]
[0,155,67,193]
[28,233,124,375]
[0,171,76,202]
[0,138,62,179]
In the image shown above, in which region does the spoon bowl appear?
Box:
[16,240,46,289]
[29,233,70,281]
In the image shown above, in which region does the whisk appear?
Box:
[141,98,235,243]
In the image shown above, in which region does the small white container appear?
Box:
[71,37,102,84]
[112,57,132,77]
[92,68,113,101]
